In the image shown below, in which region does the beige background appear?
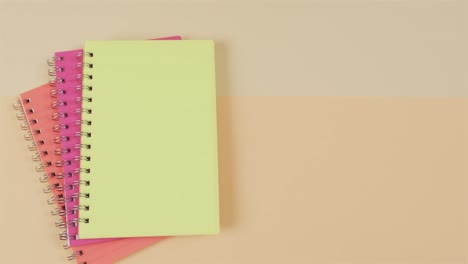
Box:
[0,0,466,96]
[1,96,467,263]
[0,0,467,263]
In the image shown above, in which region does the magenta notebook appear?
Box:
[54,35,182,247]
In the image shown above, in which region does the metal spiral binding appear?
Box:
[47,55,79,246]
[75,108,92,114]
[43,183,64,193]
[55,159,72,167]
[75,131,91,138]
[35,162,44,172]
[75,96,92,103]
[32,152,41,162]
[20,121,29,130]
[72,192,90,199]
[61,230,77,241]
[64,51,94,228]
[56,218,78,229]
[24,130,33,141]
[47,196,57,205]
[13,101,21,110]
[55,147,71,155]
[75,119,92,126]
[52,112,68,120]
[39,173,49,183]
[49,65,64,76]
[74,167,90,174]
[50,88,66,98]
[49,77,57,87]
[74,155,91,162]
[46,51,95,247]
[47,56,63,66]
[48,56,65,86]
[13,98,51,183]
[48,67,57,76]
[51,100,67,109]
[67,250,83,261]
[54,194,68,205]
[28,142,37,151]
[75,84,93,92]
[51,205,67,216]
[57,218,81,229]
[57,216,89,230]
[50,191,89,206]
[75,143,91,150]
[53,123,70,132]
[54,135,70,144]
[49,171,67,179]
[55,218,66,227]
[66,180,90,189]
[53,205,89,218]
[16,110,25,120]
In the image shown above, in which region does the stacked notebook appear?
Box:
[14,36,220,263]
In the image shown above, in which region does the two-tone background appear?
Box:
[0,0,467,263]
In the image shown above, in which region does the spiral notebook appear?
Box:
[79,40,219,238]
[54,35,181,247]
[16,84,165,263]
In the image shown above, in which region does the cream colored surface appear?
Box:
[0,0,466,96]
[0,0,467,263]
[1,96,467,263]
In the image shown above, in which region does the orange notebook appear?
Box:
[15,83,165,263]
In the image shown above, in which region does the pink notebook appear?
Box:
[53,35,182,247]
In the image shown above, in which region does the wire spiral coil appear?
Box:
[45,51,93,248]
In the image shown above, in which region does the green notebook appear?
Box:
[79,40,219,238]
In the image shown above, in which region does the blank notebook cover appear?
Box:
[79,40,219,239]
[54,35,181,247]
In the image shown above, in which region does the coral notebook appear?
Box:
[17,84,165,263]
[79,40,219,238]
[53,35,181,247]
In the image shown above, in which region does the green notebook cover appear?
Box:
[79,40,219,238]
